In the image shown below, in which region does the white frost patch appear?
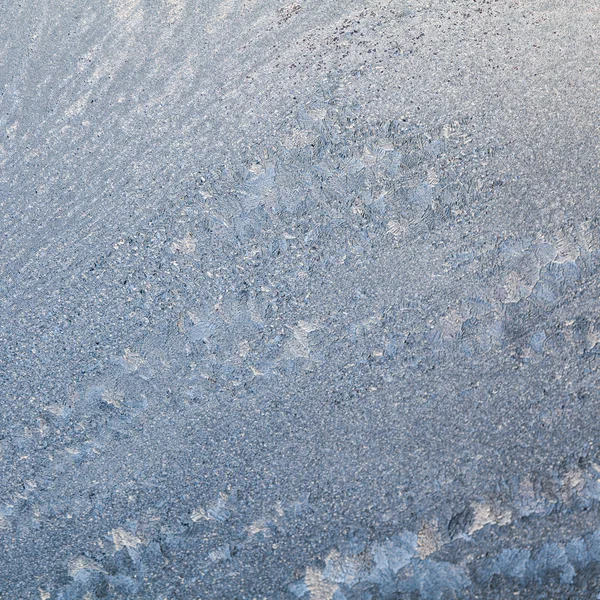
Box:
[68,556,106,578]
[285,321,319,359]
[64,91,94,119]
[247,518,271,538]
[110,0,143,22]
[171,234,197,255]
[551,230,580,264]
[205,0,236,31]
[427,168,439,187]
[296,534,418,599]
[439,309,463,340]
[387,218,408,237]
[122,348,145,372]
[191,493,230,522]
[501,271,534,303]
[102,387,124,407]
[561,469,586,499]
[110,527,145,551]
[282,129,319,150]
[468,503,512,535]
[586,327,600,351]
[322,549,362,586]
[165,0,186,25]
[417,520,443,559]
[304,567,339,600]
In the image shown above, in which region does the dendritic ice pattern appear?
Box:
[1,0,600,598]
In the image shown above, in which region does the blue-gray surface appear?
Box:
[1,0,600,598]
